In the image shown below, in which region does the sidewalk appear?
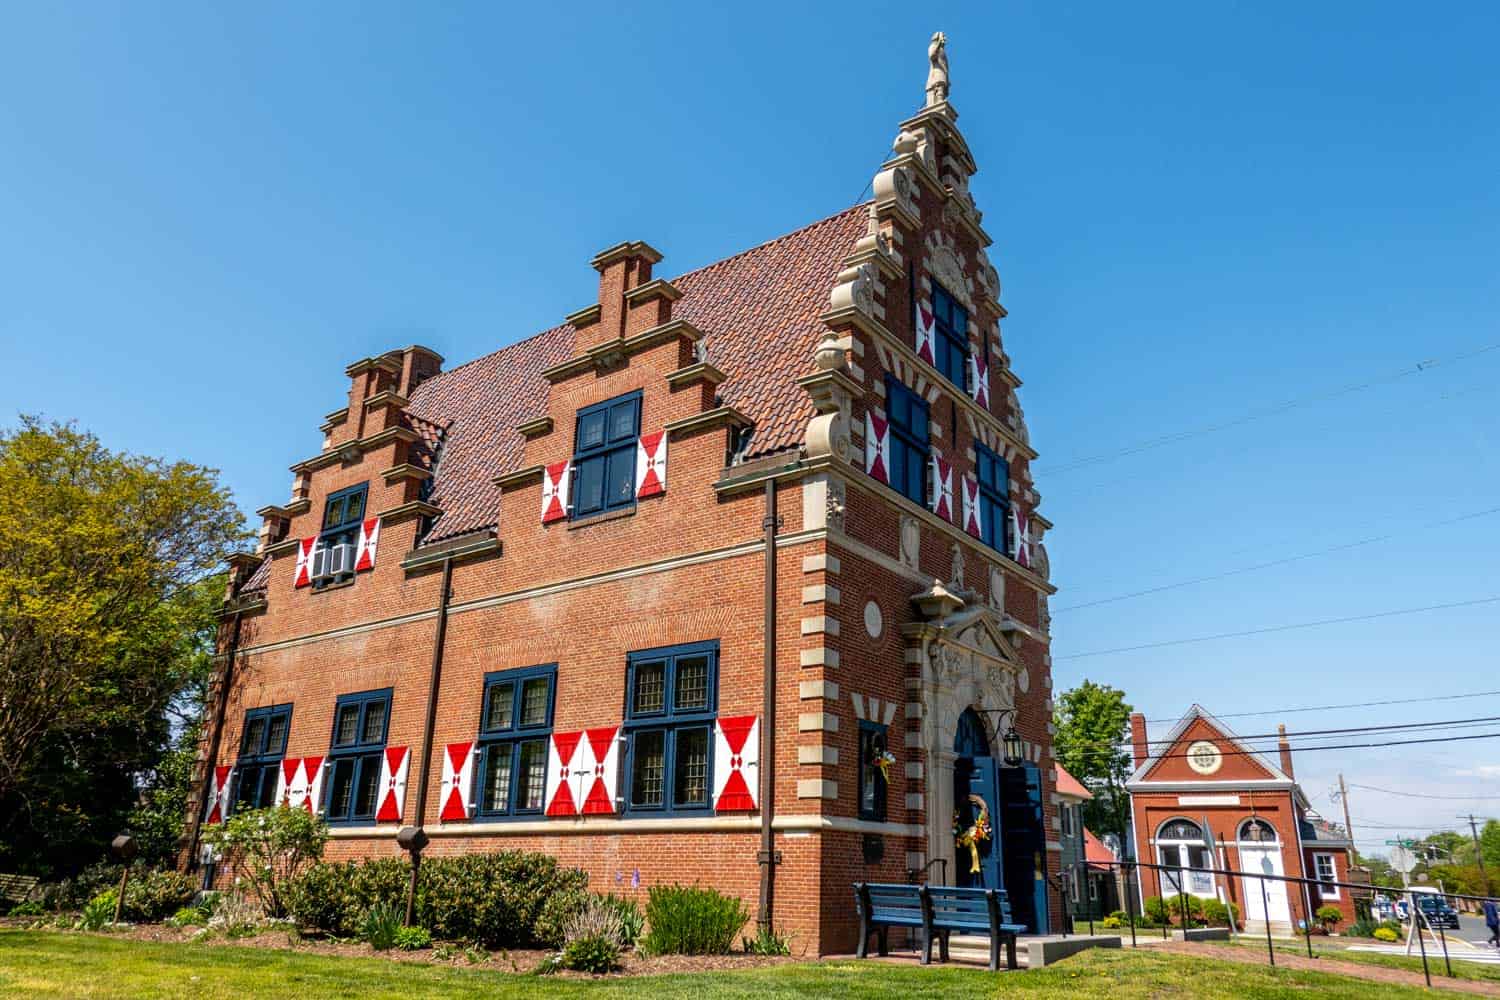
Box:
[1154,940,1500,997]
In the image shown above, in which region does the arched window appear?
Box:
[1156,818,1215,897]
[1238,819,1277,843]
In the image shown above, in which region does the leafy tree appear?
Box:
[1481,819,1500,876]
[1052,680,1135,838]
[0,417,245,876]
[202,807,328,917]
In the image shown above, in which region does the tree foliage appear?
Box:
[1052,680,1135,838]
[203,807,328,917]
[0,417,245,875]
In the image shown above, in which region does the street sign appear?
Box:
[1384,838,1418,847]
[1389,845,1417,874]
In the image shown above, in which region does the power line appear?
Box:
[1349,783,1500,802]
[1054,503,1500,614]
[1053,714,1500,755]
[1141,688,1500,725]
[1059,730,1500,765]
[1038,339,1500,476]
[1054,595,1500,661]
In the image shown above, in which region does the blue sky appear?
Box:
[4,2,1496,843]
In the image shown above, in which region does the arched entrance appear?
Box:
[952,709,1000,893]
[1236,818,1291,927]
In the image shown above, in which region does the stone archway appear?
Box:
[902,581,1026,885]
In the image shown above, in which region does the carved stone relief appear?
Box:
[826,478,847,533]
[948,542,965,589]
[899,514,920,569]
[987,565,1005,611]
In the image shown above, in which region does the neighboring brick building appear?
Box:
[183,36,1063,953]
[1125,706,1357,934]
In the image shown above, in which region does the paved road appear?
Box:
[1455,910,1496,947]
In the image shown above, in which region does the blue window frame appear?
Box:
[324,688,391,824]
[858,721,889,822]
[233,704,291,812]
[316,482,368,588]
[885,378,930,506]
[931,283,969,388]
[975,444,1010,554]
[474,665,556,818]
[572,391,641,519]
[623,641,718,815]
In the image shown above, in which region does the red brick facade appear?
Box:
[1126,708,1357,932]
[184,57,1063,954]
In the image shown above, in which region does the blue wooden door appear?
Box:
[956,756,1005,893]
[998,763,1049,933]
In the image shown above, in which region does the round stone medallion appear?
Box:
[863,600,884,639]
[1186,740,1223,775]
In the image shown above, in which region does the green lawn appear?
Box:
[0,929,1462,999]
[1225,936,1500,985]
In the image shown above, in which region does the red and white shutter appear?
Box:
[292,537,317,588]
[302,756,326,813]
[864,411,890,484]
[969,352,990,409]
[915,302,937,366]
[541,461,571,524]
[712,715,759,812]
[635,432,667,499]
[203,765,233,824]
[962,475,983,538]
[581,726,620,815]
[929,450,954,522]
[275,757,300,807]
[354,517,381,572]
[375,745,410,823]
[1011,506,1031,568]
[439,742,475,822]
[545,731,584,817]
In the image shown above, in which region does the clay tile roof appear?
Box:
[1053,763,1093,800]
[403,204,871,544]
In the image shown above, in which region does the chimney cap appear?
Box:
[591,240,663,271]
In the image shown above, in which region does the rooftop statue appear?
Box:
[926,31,950,107]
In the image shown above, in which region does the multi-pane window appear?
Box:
[316,483,368,587]
[233,704,291,811]
[857,721,888,822]
[624,641,717,814]
[475,666,555,817]
[1313,853,1340,898]
[884,377,930,506]
[975,444,1010,554]
[931,284,970,389]
[324,689,391,823]
[572,392,641,519]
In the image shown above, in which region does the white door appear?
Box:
[1239,845,1290,925]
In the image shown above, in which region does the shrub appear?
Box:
[1165,894,1206,926]
[394,925,431,951]
[76,891,117,931]
[1316,905,1344,930]
[1201,899,1238,928]
[363,903,402,951]
[534,884,591,949]
[8,901,44,917]
[166,906,203,928]
[1101,915,1122,929]
[39,863,119,913]
[120,869,196,923]
[742,923,793,956]
[563,895,625,947]
[1374,926,1399,942]
[284,858,408,937]
[416,852,588,949]
[561,934,622,973]
[1142,896,1169,925]
[598,894,643,950]
[201,807,328,917]
[641,885,749,955]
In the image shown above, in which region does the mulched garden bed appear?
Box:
[0,919,800,977]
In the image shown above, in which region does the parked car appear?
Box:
[1406,888,1460,930]
[1371,895,1396,922]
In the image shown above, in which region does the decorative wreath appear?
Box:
[873,749,897,785]
[953,794,993,874]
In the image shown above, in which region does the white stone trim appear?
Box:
[797,779,838,800]
[798,745,838,766]
[800,616,840,636]
[799,679,839,701]
[798,712,839,733]
[799,647,840,668]
[802,584,840,605]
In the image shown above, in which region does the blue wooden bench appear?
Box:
[853,882,1026,971]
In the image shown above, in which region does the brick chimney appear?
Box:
[1277,723,1295,778]
[1130,712,1149,769]
[574,241,666,354]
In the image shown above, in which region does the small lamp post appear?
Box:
[110,834,138,925]
[396,826,429,927]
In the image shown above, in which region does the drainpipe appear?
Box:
[185,609,242,874]
[757,479,782,931]
[404,555,454,926]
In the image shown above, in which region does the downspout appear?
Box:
[405,554,454,925]
[185,609,242,873]
[756,478,781,931]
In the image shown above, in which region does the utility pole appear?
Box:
[1337,774,1357,854]
[1463,814,1490,894]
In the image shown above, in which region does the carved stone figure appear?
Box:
[987,565,1004,611]
[949,542,965,588]
[925,31,949,107]
[899,515,920,569]
[826,478,847,533]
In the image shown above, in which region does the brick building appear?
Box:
[1125,706,1357,934]
[182,36,1063,953]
